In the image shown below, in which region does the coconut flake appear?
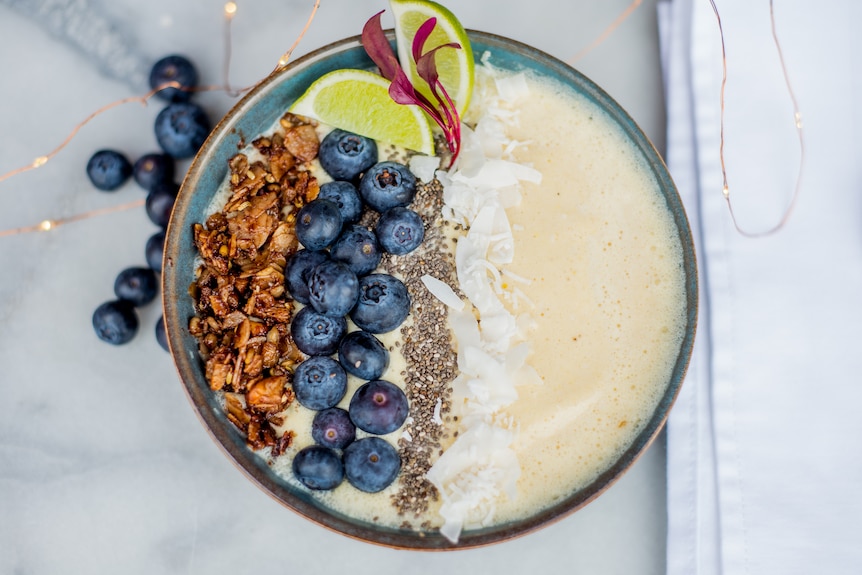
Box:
[421,274,465,311]
[426,63,545,544]
[432,398,444,425]
[495,72,530,103]
[427,423,521,543]
[409,154,441,183]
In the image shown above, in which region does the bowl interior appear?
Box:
[163,30,697,550]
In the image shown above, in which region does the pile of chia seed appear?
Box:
[376,177,460,524]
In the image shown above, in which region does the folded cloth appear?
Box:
[660,1,862,574]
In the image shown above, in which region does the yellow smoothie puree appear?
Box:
[270,66,686,537]
[489,72,686,522]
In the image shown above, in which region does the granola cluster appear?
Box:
[188,113,320,455]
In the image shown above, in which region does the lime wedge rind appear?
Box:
[389,0,475,117]
[289,68,436,156]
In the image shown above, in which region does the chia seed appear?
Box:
[382,177,459,518]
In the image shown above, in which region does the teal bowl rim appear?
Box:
[163,29,698,550]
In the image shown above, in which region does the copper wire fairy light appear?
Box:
[275,0,321,70]
[0,199,146,238]
[222,1,243,97]
[0,1,806,239]
[0,0,321,238]
[709,0,805,237]
[569,0,643,63]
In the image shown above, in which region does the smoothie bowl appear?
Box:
[162,4,697,550]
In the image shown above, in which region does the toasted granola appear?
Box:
[188,113,319,455]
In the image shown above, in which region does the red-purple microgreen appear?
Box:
[361,11,463,164]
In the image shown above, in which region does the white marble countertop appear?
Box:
[0,1,668,572]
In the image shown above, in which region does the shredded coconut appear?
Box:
[424,60,542,543]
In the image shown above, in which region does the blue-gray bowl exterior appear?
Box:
[163,30,698,550]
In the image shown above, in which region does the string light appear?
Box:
[709,0,805,237]
[0,199,145,238]
[222,2,242,97]
[0,84,177,186]
[3,0,803,240]
[0,0,321,238]
[569,0,643,63]
[275,0,321,70]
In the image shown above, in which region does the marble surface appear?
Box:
[0,1,667,572]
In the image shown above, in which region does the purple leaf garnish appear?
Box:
[412,17,438,62]
[361,11,464,165]
[361,11,400,82]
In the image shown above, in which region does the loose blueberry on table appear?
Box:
[113,267,158,307]
[92,300,139,345]
[86,149,132,191]
[154,101,211,159]
[133,153,175,192]
[145,182,179,228]
[90,53,211,348]
[149,54,198,103]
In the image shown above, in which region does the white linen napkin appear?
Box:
[660,1,862,574]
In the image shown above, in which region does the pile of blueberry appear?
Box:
[288,129,425,493]
[90,55,210,350]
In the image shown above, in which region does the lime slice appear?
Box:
[289,68,435,155]
[390,0,474,117]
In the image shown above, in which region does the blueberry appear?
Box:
[349,380,409,435]
[133,153,174,192]
[350,274,410,334]
[312,407,356,450]
[292,445,344,490]
[318,129,378,181]
[145,230,166,272]
[338,331,389,381]
[359,161,417,212]
[285,250,329,305]
[292,356,348,410]
[307,260,359,317]
[93,300,139,345]
[318,181,363,224]
[295,199,342,251]
[114,266,158,307]
[155,315,169,352]
[86,150,132,191]
[343,437,401,493]
[145,182,179,228]
[329,225,381,277]
[154,102,210,159]
[291,306,347,356]
[149,54,198,103]
[376,207,425,255]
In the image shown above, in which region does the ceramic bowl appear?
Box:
[162,30,698,550]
